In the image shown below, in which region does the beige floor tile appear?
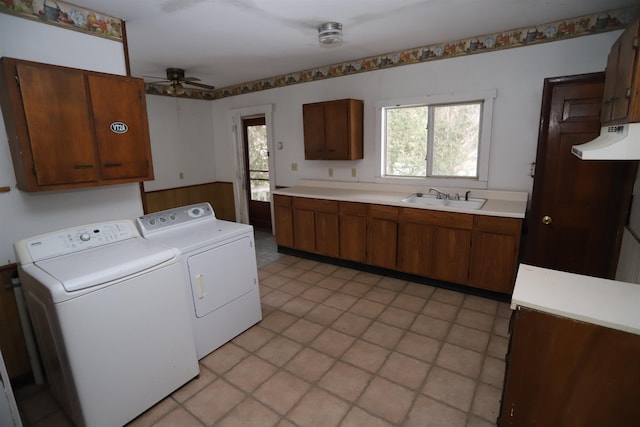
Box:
[455,308,494,332]
[318,361,372,402]
[285,347,335,382]
[362,321,404,349]
[216,397,280,427]
[480,356,506,388]
[254,371,311,415]
[341,340,390,373]
[260,274,291,289]
[363,287,397,304]
[435,343,484,379]
[298,270,327,284]
[352,271,382,285]
[310,328,356,358]
[446,324,490,353]
[378,352,429,390]
[200,342,249,375]
[487,334,509,360]
[224,355,278,392]
[391,293,427,312]
[256,335,303,367]
[232,325,275,352]
[301,285,333,302]
[304,304,343,325]
[312,263,339,275]
[183,378,244,425]
[280,296,318,317]
[422,299,459,321]
[492,316,511,337]
[471,383,502,423]
[467,415,497,427]
[279,279,312,295]
[172,366,217,402]
[294,259,320,270]
[405,394,467,427]
[376,276,408,291]
[261,289,295,308]
[339,406,393,427]
[431,288,466,306]
[349,298,387,319]
[396,331,442,363]
[279,266,307,279]
[283,318,325,344]
[288,388,350,427]
[260,310,299,333]
[463,295,499,315]
[331,312,372,337]
[411,313,452,340]
[277,419,297,427]
[331,266,360,280]
[497,302,512,318]
[323,292,358,310]
[127,397,178,426]
[152,407,204,427]
[357,376,414,424]
[402,282,436,298]
[422,366,477,411]
[260,262,288,274]
[340,281,373,297]
[377,305,416,329]
[316,275,348,290]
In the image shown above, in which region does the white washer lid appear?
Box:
[35,238,177,292]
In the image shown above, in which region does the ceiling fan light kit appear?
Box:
[318,22,342,47]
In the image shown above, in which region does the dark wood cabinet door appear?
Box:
[273,195,294,247]
[302,103,325,159]
[316,211,339,257]
[602,19,638,123]
[499,308,640,426]
[17,62,98,186]
[88,74,153,180]
[431,226,471,285]
[525,73,637,278]
[323,100,349,159]
[339,202,368,263]
[293,208,316,252]
[367,205,399,269]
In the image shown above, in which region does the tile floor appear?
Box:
[15,230,511,426]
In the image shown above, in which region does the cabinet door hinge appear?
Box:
[634,37,639,49]
[14,74,19,87]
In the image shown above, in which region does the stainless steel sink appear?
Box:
[401,193,486,210]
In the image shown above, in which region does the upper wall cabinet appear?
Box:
[0,57,154,192]
[303,98,363,160]
[601,18,640,124]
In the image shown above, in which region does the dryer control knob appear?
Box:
[80,233,91,242]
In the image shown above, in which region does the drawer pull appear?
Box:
[74,164,94,169]
[103,162,122,168]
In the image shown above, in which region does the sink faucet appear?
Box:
[428,187,448,199]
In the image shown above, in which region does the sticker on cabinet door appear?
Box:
[110,122,129,134]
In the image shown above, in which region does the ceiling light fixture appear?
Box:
[318,22,342,47]
[166,81,185,96]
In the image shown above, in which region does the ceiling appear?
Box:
[71,0,636,90]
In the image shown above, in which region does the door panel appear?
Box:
[525,73,638,278]
[242,116,271,230]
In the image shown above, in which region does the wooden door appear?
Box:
[89,74,153,180]
[16,62,98,185]
[525,73,638,278]
[242,116,272,230]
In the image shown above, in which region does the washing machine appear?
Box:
[14,220,199,427]
[136,203,262,359]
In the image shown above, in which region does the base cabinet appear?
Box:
[499,307,640,426]
[273,195,522,294]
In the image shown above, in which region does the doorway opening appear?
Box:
[242,116,272,230]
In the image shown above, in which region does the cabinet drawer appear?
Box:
[369,204,399,220]
[400,207,473,229]
[340,201,367,216]
[474,215,522,234]
[293,197,338,213]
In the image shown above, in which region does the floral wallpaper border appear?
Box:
[146,6,637,100]
[0,0,123,41]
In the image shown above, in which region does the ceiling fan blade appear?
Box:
[181,76,202,82]
[146,79,170,84]
[181,80,215,90]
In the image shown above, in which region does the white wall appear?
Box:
[209,31,621,194]
[143,96,216,191]
[0,14,144,264]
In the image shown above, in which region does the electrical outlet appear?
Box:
[351,168,356,177]
[329,168,333,177]
[291,163,297,171]
[179,172,184,179]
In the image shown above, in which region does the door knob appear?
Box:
[542,215,552,225]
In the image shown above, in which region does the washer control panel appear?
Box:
[24,221,137,261]
[137,203,216,235]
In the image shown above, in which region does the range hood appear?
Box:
[572,123,640,160]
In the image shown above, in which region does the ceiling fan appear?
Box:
[147,68,215,95]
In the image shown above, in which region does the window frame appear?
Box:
[375,90,496,189]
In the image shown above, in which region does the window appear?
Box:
[377,91,495,186]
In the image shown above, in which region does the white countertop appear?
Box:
[273,180,527,218]
[512,264,640,336]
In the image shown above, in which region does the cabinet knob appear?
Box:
[542,215,552,225]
